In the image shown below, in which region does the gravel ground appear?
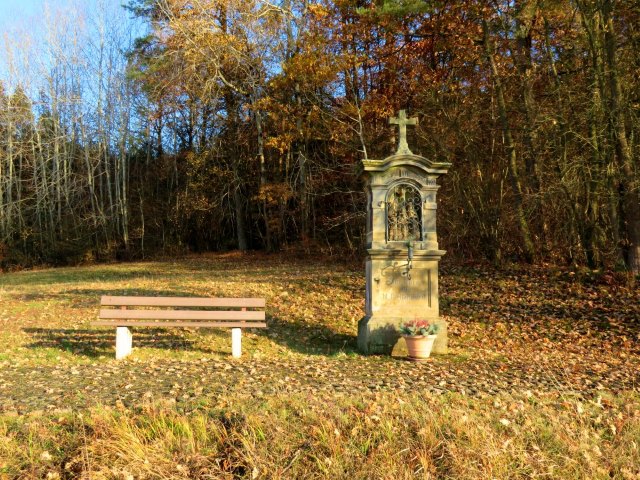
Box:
[1,348,637,414]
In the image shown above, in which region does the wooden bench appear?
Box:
[93,296,266,359]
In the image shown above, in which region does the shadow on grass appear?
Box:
[0,268,164,287]
[22,327,204,357]
[265,315,359,356]
[22,314,361,359]
[12,289,218,307]
[446,295,640,341]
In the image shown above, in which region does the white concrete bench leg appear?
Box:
[116,326,133,360]
[231,328,242,358]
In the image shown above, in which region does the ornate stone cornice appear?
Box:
[362,153,451,176]
[367,248,447,259]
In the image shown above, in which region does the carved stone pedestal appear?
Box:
[358,249,448,354]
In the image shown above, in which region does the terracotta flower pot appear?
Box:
[403,334,437,361]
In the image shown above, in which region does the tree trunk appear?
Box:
[255,105,272,251]
[603,4,640,274]
[233,183,248,251]
[295,82,309,240]
[483,21,536,263]
[514,0,541,194]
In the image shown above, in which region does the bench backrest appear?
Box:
[101,296,265,308]
[98,296,266,327]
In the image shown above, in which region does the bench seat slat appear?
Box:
[101,296,265,308]
[93,320,267,328]
[99,309,265,321]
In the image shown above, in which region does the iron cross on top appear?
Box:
[389,110,418,155]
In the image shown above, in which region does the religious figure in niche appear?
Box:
[387,184,422,241]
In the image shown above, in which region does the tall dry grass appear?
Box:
[1,391,638,479]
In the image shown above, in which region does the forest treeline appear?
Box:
[0,0,638,273]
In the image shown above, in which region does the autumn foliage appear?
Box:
[0,0,639,272]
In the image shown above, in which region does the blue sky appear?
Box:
[0,0,73,31]
[0,0,144,90]
[0,1,136,33]
[0,0,41,23]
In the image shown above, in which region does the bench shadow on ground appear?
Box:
[19,285,361,358]
[22,328,218,357]
[22,315,360,359]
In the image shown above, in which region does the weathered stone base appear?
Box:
[358,315,448,355]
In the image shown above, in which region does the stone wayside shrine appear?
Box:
[358,110,451,355]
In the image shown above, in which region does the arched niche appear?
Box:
[385,182,423,242]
